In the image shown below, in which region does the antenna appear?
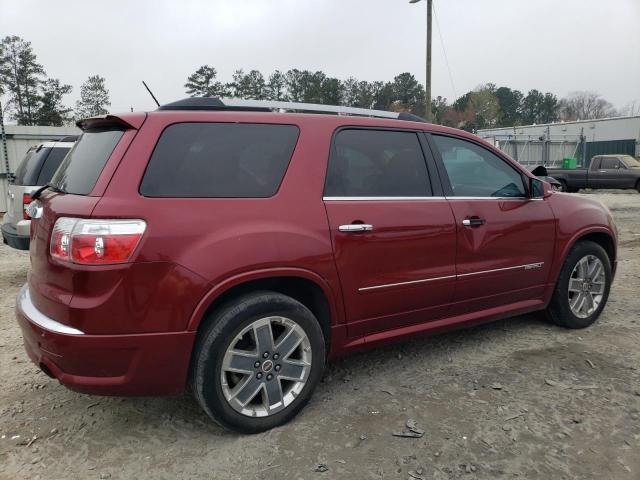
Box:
[142,81,160,107]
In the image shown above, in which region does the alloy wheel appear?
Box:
[567,255,606,318]
[220,316,312,417]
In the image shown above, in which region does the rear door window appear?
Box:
[324,129,432,197]
[51,128,124,195]
[36,147,70,185]
[140,123,299,198]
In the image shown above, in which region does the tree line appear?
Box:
[0,34,630,131]
[0,36,111,126]
[185,65,625,131]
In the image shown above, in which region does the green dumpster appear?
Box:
[562,157,577,169]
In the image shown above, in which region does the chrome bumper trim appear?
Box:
[17,284,84,335]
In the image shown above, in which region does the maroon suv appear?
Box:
[17,98,617,433]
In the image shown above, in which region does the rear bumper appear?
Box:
[16,284,196,396]
[2,222,30,250]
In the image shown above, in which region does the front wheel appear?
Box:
[546,240,612,329]
[191,291,325,433]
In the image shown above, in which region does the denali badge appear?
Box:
[524,262,543,270]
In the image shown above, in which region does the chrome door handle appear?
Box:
[462,218,485,227]
[338,224,374,232]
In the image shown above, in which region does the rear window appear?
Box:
[13,148,47,186]
[36,147,70,185]
[51,128,124,195]
[140,123,299,198]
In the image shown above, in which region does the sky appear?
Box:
[1,0,639,115]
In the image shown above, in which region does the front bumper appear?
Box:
[16,285,196,396]
[2,222,30,250]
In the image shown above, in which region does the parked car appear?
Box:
[546,154,640,192]
[1,137,77,250]
[16,99,617,433]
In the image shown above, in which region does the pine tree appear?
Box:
[266,70,287,101]
[0,35,45,125]
[184,65,227,97]
[75,75,110,119]
[34,79,72,126]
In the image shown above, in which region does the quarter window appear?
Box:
[140,123,299,198]
[432,135,526,198]
[324,129,432,197]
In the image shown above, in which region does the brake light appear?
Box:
[50,218,146,265]
[23,193,32,220]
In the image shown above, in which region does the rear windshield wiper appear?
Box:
[30,183,65,201]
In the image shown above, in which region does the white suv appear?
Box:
[2,137,76,250]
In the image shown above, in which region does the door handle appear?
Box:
[462,218,485,227]
[339,224,374,232]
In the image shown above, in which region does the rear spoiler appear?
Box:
[76,112,146,131]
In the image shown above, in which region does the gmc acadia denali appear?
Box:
[16,98,617,433]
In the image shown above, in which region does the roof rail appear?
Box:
[157,97,426,122]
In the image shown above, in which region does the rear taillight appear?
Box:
[23,194,32,220]
[50,217,146,265]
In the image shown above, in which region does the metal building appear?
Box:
[477,115,640,168]
[1,125,80,212]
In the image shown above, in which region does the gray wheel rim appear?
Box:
[567,255,606,319]
[220,316,312,418]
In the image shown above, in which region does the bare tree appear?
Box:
[559,91,617,121]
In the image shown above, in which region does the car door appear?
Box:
[429,133,556,315]
[592,156,634,189]
[323,128,457,337]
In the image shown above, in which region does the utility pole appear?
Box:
[0,99,10,180]
[410,0,432,122]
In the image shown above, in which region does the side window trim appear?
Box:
[323,126,434,199]
[426,132,529,199]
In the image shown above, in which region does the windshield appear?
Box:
[51,128,124,195]
[622,155,640,168]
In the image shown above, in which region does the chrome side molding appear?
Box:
[359,262,545,292]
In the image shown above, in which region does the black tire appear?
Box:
[191,291,325,433]
[546,240,612,329]
[557,180,568,192]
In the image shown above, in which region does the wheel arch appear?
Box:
[187,268,342,349]
[555,227,617,283]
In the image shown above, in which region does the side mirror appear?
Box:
[529,177,550,199]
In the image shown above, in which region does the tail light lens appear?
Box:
[50,217,146,265]
[23,193,32,220]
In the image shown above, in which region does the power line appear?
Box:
[432,1,457,101]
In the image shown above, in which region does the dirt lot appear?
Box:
[1,190,639,480]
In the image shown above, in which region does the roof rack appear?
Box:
[157,97,426,123]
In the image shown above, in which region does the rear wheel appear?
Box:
[546,241,612,329]
[556,180,568,192]
[191,291,325,433]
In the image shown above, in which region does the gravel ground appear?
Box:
[1,190,639,480]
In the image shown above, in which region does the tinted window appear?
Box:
[433,135,526,197]
[601,157,620,169]
[52,128,124,195]
[325,129,431,197]
[140,123,299,198]
[13,148,47,186]
[36,147,70,185]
